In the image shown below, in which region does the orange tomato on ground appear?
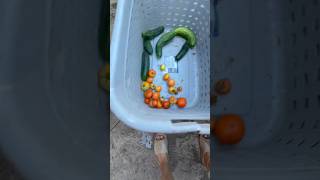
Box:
[176,98,187,108]
[148,69,156,78]
[214,114,245,145]
[144,89,153,99]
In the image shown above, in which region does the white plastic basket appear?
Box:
[111,0,210,134]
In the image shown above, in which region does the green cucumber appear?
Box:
[175,42,189,61]
[156,31,176,58]
[142,26,165,40]
[174,27,197,48]
[143,39,153,55]
[141,50,150,81]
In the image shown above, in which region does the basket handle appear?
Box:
[170,119,210,134]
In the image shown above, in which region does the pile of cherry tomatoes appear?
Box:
[141,69,187,109]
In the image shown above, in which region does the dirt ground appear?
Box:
[110,1,208,179]
[110,113,208,180]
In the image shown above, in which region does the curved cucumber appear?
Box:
[175,42,189,61]
[142,26,165,40]
[156,31,176,58]
[141,51,150,81]
[143,39,153,55]
[174,27,197,48]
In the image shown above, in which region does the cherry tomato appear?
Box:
[141,81,150,91]
[152,92,160,100]
[155,86,162,92]
[144,89,153,99]
[157,101,163,109]
[149,100,154,108]
[160,64,166,71]
[151,99,158,107]
[146,77,153,83]
[168,87,178,94]
[167,79,175,87]
[162,101,170,109]
[144,98,151,104]
[169,96,177,104]
[148,69,156,78]
[176,98,187,108]
[150,83,156,90]
[163,73,170,81]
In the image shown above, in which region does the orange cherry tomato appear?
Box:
[167,79,175,87]
[155,86,162,92]
[144,98,151,104]
[149,100,154,108]
[148,69,156,78]
[152,92,160,100]
[146,77,153,83]
[157,101,163,109]
[176,97,187,108]
[144,89,153,99]
[151,99,158,107]
[163,73,170,81]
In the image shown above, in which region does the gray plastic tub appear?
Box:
[111,0,210,134]
[213,0,320,179]
[0,1,107,180]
